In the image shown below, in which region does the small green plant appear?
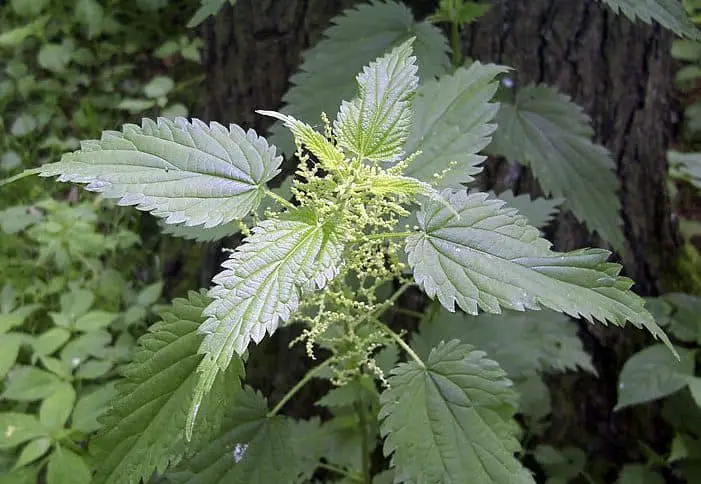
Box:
[10,33,676,483]
[4,1,701,483]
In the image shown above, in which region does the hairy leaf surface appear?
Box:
[412,307,595,377]
[39,117,281,228]
[334,38,418,162]
[599,0,700,40]
[490,85,624,251]
[404,62,507,185]
[405,190,671,350]
[268,0,450,155]
[167,387,324,484]
[379,340,534,483]
[190,209,344,434]
[92,291,244,484]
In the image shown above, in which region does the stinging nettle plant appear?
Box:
[16,4,690,479]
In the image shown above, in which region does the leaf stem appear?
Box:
[268,358,332,417]
[366,231,412,241]
[0,168,40,187]
[317,462,363,482]
[451,20,462,68]
[382,325,425,368]
[264,189,295,210]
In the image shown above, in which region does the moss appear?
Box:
[661,243,701,295]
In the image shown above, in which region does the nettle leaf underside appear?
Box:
[490,84,624,251]
[405,189,672,351]
[334,38,418,162]
[39,117,281,228]
[379,340,534,483]
[189,209,345,435]
[599,0,701,40]
[92,291,244,484]
[404,62,508,185]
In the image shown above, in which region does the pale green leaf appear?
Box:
[599,0,701,40]
[534,445,586,482]
[91,291,244,484]
[15,437,51,468]
[167,387,322,484]
[75,359,113,379]
[379,340,534,483]
[405,190,667,353]
[412,307,595,377]
[39,117,282,228]
[616,464,665,484]
[334,38,418,162]
[187,0,235,28]
[75,0,104,38]
[0,334,22,379]
[46,449,91,484]
[11,114,37,137]
[71,382,117,433]
[144,76,175,98]
[190,209,344,435]
[492,190,563,229]
[2,366,62,401]
[11,0,49,17]
[615,344,695,410]
[404,62,507,185]
[490,85,624,251]
[39,383,76,430]
[32,328,71,356]
[38,43,73,73]
[269,0,450,156]
[406,190,671,351]
[0,413,47,450]
[74,311,118,331]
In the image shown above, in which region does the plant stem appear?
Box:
[317,462,363,482]
[264,189,295,210]
[451,20,462,68]
[356,382,372,484]
[0,168,40,187]
[366,231,412,241]
[268,358,331,417]
[393,307,424,319]
[382,325,425,368]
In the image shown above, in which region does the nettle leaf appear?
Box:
[167,387,323,484]
[412,307,595,377]
[615,344,695,411]
[491,190,563,229]
[599,0,701,41]
[404,62,507,185]
[269,0,450,156]
[39,117,281,229]
[490,84,624,251]
[92,291,244,484]
[405,190,672,351]
[190,209,344,434]
[379,340,534,483]
[334,38,418,162]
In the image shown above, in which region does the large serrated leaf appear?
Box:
[379,340,534,483]
[91,291,244,484]
[405,189,672,352]
[412,307,595,377]
[599,0,701,40]
[39,117,281,228]
[489,85,624,251]
[269,0,450,156]
[404,62,507,185]
[333,38,418,162]
[167,387,324,484]
[189,209,344,434]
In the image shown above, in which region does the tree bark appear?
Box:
[465,0,682,474]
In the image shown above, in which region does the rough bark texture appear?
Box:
[465,0,682,475]
[198,0,355,411]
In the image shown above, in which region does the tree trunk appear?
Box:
[465,0,682,474]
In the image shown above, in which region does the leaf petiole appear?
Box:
[264,188,295,210]
[268,358,332,417]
